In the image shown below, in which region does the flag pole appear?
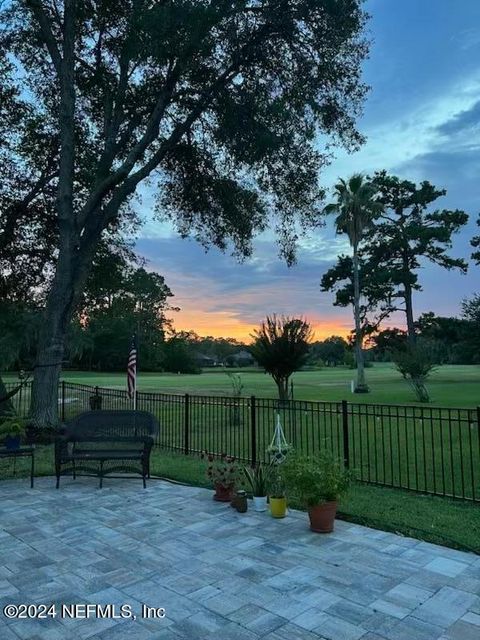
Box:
[133,332,137,411]
[127,334,138,412]
[133,368,137,411]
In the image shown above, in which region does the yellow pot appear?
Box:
[269,496,287,518]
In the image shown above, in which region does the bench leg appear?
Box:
[99,461,104,489]
[55,461,61,489]
[72,459,76,480]
[30,453,34,489]
[142,454,148,488]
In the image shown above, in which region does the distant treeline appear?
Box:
[2,243,479,375]
[3,297,479,376]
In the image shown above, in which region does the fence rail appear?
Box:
[4,380,480,502]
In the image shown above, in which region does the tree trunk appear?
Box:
[404,282,416,345]
[30,0,79,428]
[352,245,368,392]
[30,260,74,426]
[275,377,289,403]
[0,375,15,418]
[30,244,95,426]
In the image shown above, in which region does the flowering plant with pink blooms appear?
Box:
[201,451,238,489]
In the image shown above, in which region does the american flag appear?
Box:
[127,337,137,399]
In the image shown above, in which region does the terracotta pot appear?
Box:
[214,484,233,502]
[269,496,287,518]
[308,501,337,533]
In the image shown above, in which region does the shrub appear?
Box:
[281,450,351,506]
[392,343,437,402]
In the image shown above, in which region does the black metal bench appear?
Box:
[55,410,159,488]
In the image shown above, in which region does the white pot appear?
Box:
[253,496,267,512]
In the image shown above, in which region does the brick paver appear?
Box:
[0,477,478,639]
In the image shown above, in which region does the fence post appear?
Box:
[477,406,480,463]
[184,393,190,456]
[250,396,257,467]
[342,400,350,469]
[61,380,66,422]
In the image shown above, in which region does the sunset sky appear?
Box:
[135,0,480,342]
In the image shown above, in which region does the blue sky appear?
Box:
[136,0,480,340]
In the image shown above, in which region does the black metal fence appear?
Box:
[5,380,480,503]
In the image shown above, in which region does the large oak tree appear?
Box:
[2,0,369,425]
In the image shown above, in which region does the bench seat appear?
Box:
[55,410,159,488]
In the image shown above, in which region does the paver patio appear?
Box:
[0,477,478,640]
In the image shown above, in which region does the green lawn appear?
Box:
[5,364,480,500]
[1,447,478,554]
[3,364,479,554]
[48,363,480,407]
[4,363,480,407]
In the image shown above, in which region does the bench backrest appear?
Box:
[64,410,159,440]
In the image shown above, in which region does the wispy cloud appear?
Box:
[133,0,480,338]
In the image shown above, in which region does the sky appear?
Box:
[135,0,480,342]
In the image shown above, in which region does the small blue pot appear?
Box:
[5,435,21,451]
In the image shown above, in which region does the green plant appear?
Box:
[266,441,292,459]
[281,451,351,506]
[392,343,437,402]
[227,372,244,397]
[249,315,313,401]
[0,414,26,439]
[243,463,272,497]
[268,468,286,499]
[201,451,238,489]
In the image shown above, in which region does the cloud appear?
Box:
[131,0,480,338]
[135,234,352,340]
[435,100,480,136]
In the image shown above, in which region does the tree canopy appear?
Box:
[249,315,312,401]
[321,172,469,346]
[1,0,370,425]
[472,215,480,265]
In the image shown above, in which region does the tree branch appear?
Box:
[25,0,62,74]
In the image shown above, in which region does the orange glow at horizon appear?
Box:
[171,308,352,342]
[157,264,354,343]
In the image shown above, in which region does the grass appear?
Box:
[2,447,478,554]
[5,363,480,408]
[3,364,479,554]
[5,364,480,500]
[44,362,480,407]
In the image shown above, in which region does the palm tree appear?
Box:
[324,174,382,393]
[249,315,313,402]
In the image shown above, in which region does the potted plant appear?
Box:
[244,463,272,512]
[266,414,292,464]
[282,451,351,533]
[268,469,287,518]
[202,451,238,502]
[0,416,26,451]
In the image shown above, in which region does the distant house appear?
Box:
[226,350,256,367]
[194,353,221,368]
